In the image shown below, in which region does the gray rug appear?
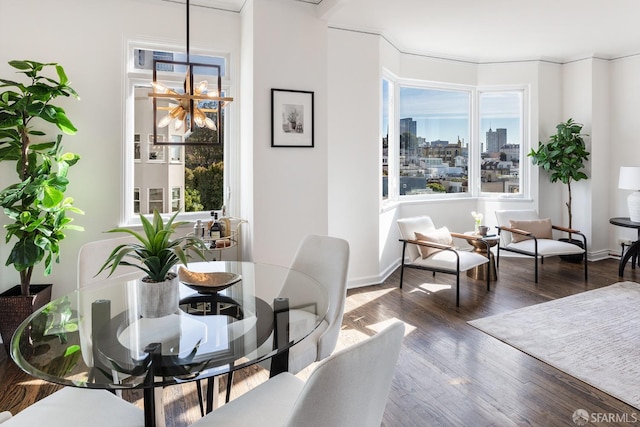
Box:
[468,281,640,410]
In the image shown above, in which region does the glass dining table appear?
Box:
[10,261,329,427]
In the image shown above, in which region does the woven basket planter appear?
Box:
[0,284,52,355]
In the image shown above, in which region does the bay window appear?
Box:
[382,77,527,201]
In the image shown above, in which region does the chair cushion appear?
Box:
[495,209,540,245]
[506,238,585,256]
[190,373,304,427]
[509,218,552,243]
[2,388,143,427]
[397,216,436,261]
[415,227,453,258]
[410,249,489,272]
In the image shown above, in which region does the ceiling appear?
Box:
[183,0,640,63]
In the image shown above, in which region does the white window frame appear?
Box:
[122,38,236,226]
[476,85,530,200]
[382,73,530,205]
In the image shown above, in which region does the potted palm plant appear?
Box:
[0,60,83,351]
[529,118,590,262]
[97,210,208,317]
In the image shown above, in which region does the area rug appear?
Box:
[468,281,640,410]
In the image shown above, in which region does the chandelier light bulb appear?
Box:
[204,117,217,130]
[193,108,207,127]
[151,81,170,94]
[158,114,173,128]
[195,80,208,95]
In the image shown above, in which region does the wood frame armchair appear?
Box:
[397,216,491,307]
[495,209,587,283]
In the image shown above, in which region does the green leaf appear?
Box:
[8,60,33,70]
[41,185,64,208]
[55,65,68,86]
[54,111,77,134]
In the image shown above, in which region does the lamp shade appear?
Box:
[619,166,640,222]
[618,166,640,190]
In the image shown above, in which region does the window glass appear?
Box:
[382,79,389,200]
[129,48,227,218]
[171,187,181,212]
[149,188,164,213]
[398,87,470,195]
[479,91,523,194]
[134,188,140,214]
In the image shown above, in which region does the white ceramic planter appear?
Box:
[137,273,180,318]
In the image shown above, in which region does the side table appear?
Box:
[464,232,499,281]
[609,217,640,277]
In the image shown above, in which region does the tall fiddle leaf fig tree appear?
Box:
[528,118,590,230]
[0,60,84,296]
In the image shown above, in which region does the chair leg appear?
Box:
[455,271,460,307]
[399,243,407,289]
[196,380,204,417]
[584,251,588,281]
[534,256,539,283]
[225,372,233,403]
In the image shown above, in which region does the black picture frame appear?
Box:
[271,88,314,147]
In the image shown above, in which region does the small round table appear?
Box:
[464,232,499,281]
[609,217,640,277]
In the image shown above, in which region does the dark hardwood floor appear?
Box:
[1,256,637,426]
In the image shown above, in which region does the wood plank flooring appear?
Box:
[1,256,638,426]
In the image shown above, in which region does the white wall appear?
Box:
[244,0,329,267]
[327,29,381,286]
[610,56,640,248]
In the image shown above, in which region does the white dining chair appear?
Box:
[205,234,350,410]
[191,320,405,427]
[0,387,143,426]
[78,235,139,287]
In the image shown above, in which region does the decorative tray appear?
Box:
[178,267,242,294]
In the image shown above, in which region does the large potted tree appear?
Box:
[0,60,83,352]
[528,118,590,262]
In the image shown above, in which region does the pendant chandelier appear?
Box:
[149,0,232,145]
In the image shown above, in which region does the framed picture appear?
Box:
[271,88,314,147]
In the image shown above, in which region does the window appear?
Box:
[398,86,470,196]
[125,46,231,222]
[171,187,181,212]
[134,134,141,160]
[133,188,140,214]
[381,79,390,200]
[479,90,523,194]
[382,76,527,201]
[148,188,164,213]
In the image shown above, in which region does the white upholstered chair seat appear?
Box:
[192,372,303,427]
[409,249,489,272]
[0,387,143,426]
[191,321,405,427]
[504,238,585,256]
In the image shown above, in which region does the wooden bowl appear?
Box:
[178,267,242,294]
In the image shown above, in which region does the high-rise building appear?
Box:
[486,127,507,153]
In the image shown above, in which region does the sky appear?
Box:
[382,83,523,146]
